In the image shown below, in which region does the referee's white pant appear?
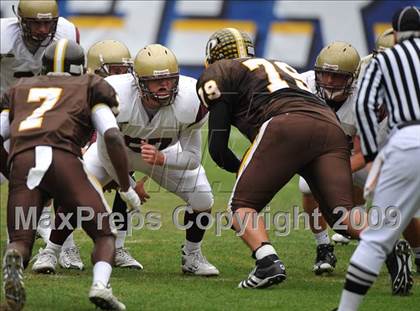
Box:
[351,125,420,274]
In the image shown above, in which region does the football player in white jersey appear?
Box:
[31,39,143,273]
[0,0,83,270]
[299,41,420,282]
[298,42,365,275]
[36,44,219,276]
[85,40,145,269]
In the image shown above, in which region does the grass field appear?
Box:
[0,129,419,311]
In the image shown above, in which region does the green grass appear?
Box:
[0,128,419,310]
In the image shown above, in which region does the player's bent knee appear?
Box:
[189,191,214,212]
[298,177,312,194]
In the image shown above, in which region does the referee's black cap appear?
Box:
[392,6,420,32]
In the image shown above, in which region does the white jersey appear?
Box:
[99,73,208,171]
[105,73,207,148]
[0,17,78,95]
[300,70,357,137]
[84,73,213,210]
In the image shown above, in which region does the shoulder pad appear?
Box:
[172,75,201,124]
[1,18,20,55]
[55,17,77,41]
[105,74,138,123]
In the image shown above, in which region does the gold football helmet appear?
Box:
[14,0,59,47]
[315,41,360,101]
[374,28,395,54]
[87,40,132,77]
[205,27,255,66]
[134,44,179,107]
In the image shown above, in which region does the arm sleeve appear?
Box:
[208,101,240,173]
[0,110,10,140]
[163,125,202,170]
[90,75,120,115]
[355,59,383,162]
[91,104,119,136]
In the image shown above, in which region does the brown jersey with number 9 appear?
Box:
[197,58,341,141]
[2,73,119,162]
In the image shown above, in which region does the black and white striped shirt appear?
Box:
[355,37,420,162]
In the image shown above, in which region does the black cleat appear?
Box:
[2,249,26,311]
[385,240,413,295]
[238,254,286,289]
[313,244,337,275]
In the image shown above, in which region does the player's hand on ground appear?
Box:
[140,141,165,166]
[134,176,151,204]
[118,187,141,213]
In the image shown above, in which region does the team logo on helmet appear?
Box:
[205,28,255,66]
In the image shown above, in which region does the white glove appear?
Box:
[118,187,141,213]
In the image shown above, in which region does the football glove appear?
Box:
[118,187,141,213]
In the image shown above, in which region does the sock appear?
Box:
[92,261,112,286]
[255,243,277,260]
[338,289,363,311]
[183,240,201,254]
[338,261,378,311]
[45,240,62,257]
[314,230,330,246]
[414,247,420,267]
[62,233,76,250]
[184,209,208,242]
[414,247,420,260]
[112,191,129,231]
[115,231,126,249]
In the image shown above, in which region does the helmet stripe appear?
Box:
[226,27,247,58]
[54,39,69,73]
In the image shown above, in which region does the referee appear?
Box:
[337,6,420,311]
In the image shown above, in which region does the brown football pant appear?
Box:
[230,113,354,235]
[7,148,115,267]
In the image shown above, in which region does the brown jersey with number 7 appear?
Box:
[2,73,119,163]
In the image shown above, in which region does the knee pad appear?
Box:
[298,177,312,194]
[188,190,214,212]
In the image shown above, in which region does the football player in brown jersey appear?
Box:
[198,28,367,289]
[1,39,140,311]
[1,0,83,270]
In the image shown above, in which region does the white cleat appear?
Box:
[332,233,351,245]
[181,247,219,276]
[59,246,84,270]
[114,248,143,269]
[32,248,57,274]
[89,282,126,311]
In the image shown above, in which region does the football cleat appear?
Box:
[313,244,337,275]
[3,249,26,311]
[32,248,57,274]
[238,254,286,289]
[181,247,219,276]
[332,233,351,245]
[59,246,84,270]
[114,248,143,269]
[385,240,413,295]
[89,281,126,311]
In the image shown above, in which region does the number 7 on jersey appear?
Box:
[19,87,62,131]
